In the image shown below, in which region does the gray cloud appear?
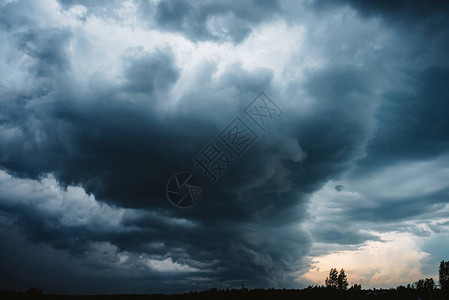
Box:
[142,0,281,43]
[0,0,449,293]
[0,2,309,289]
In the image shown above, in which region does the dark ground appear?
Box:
[1,287,447,300]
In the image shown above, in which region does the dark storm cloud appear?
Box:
[1,0,449,293]
[16,28,72,77]
[335,185,344,192]
[303,0,449,238]
[148,0,280,43]
[58,0,119,9]
[0,1,390,289]
[56,0,280,43]
[286,65,376,193]
[338,1,449,176]
[349,191,449,223]
[353,66,449,174]
[0,48,289,214]
[54,0,281,43]
[0,213,215,294]
[311,0,449,69]
[57,0,126,20]
[273,0,449,258]
[123,48,179,95]
[0,2,312,289]
[314,0,449,23]
[310,224,380,245]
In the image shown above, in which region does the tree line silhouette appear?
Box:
[1,260,448,299]
[325,268,349,290]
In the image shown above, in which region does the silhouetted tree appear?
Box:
[440,260,449,299]
[337,269,349,290]
[416,278,435,290]
[349,283,363,300]
[325,268,339,288]
[415,278,435,300]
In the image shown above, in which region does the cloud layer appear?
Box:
[0,0,448,293]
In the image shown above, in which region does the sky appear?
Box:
[0,0,449,295]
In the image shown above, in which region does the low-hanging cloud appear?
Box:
[0,0,448,293]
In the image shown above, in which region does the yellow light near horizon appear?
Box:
[301,232,432,288]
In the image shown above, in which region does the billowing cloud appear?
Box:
[0,0,448,294]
